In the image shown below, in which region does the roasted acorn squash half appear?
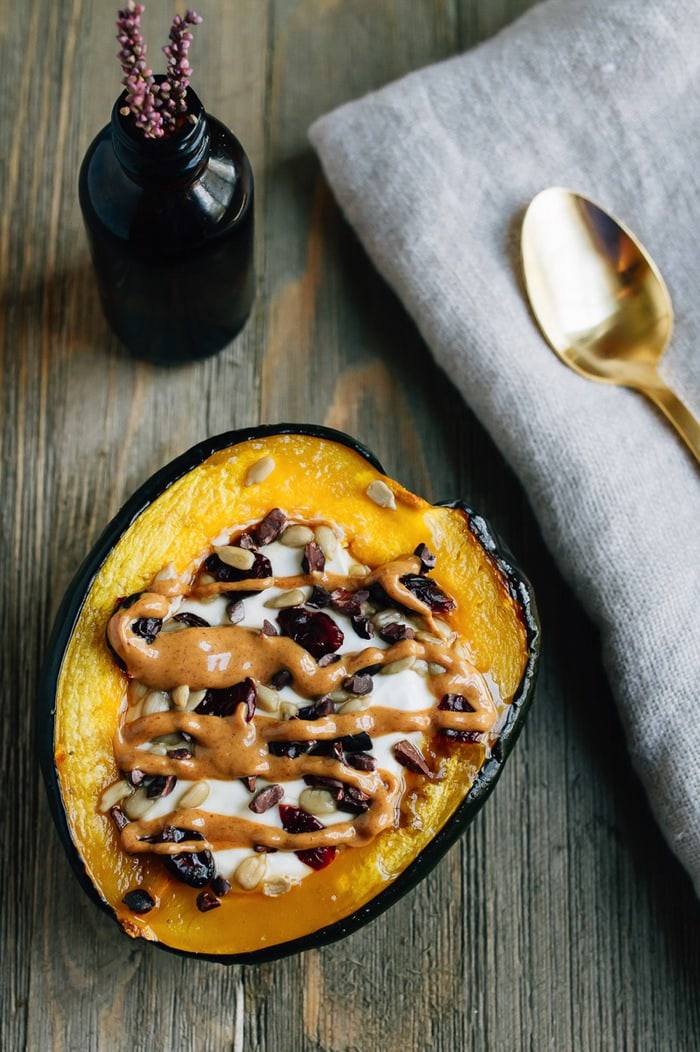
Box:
[38,424,539,962]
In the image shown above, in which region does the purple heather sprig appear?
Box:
[116,2,203,139]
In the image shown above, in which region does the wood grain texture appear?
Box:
[1,1,698,1049]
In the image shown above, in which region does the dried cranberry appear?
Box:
[399,574,456,614]
[204,550,272,584]
[393,739,431,775]
[278,804,337,871]
[164,846,216,888]
[250,508,286,546]
[132,617,162,644]
[196,890,221,912]
[173,611,210,628]
[329,588,368,617]
[302,541,325,574]
[122,888,155,913]
[195,678,256,721]
[249,784,284,814]
[277,607,344,659]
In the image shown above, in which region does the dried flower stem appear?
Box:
[116,2,203,139]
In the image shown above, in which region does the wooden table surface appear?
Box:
[2,1,699,1049]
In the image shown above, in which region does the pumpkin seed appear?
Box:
[432,618,455,641]
[149,743,168,756]
[299,787,336,815]
[372,609,398,628]
[143,691,171,715]
[244,455,275,486]
[315,524,339,559]
[428,662,447,675]
[178,780,210,809]
[412,659,430,676]
[279,700,299,720]
[279,524,315,547]
[264,588,305,609]
[171,684,190,710]
[381,656,416,675]
[214,545,256,571]
[98,779,132,813]
[366,479,396,509]
[122,788,156,820]
[349,564,370,578]
[235,853,268,890]
[338,697,370,714]
[185,688,207,711]
[256,683,281,714]
[263,873,296,897]
[415,630,443,645]
[154,562,178,582]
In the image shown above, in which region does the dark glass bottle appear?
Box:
[79,88,254,365]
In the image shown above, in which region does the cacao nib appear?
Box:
[338,732,373,753]
[249,784,284,814]
[237,532,258,550]
[210,875,231,897]
[317,653,341,667]
[302,541,326,574]
[399,574,456,614]
[196,890,221,912]
[351,614,374,639]
[127,768,146,788]
[270,668,292,689]
[414,542,437,572]
[309,740,344,762]
[393,739,431,776]
[254,844,278,853]
[438,693,476,713]
[329,588,369,617]
[173,611,210,628]
[145,774,177,799]
[268,740,314,759]
[204,550,272,584]
[167,747,193,760]
[343,673,373,696]
[379,621,415,643]
[261,619,278,636]
[297,697,334,721]
[226,599,245,624]
[132,617,162,644]
[442,729,484,744]
[302,774,345,799]
[110,805,129,831]
[277,606,344,659]
[241,776,257,792]
[122,888,155,913]
[278,803,337,871]
[345,752,377,772]
[250,508,287,546]
[307,585,331,609]
[195,678,256,721]
[336,785,372,815]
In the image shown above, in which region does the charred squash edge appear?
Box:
[37,422,540,964]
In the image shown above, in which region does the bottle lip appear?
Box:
[111,81,209,182]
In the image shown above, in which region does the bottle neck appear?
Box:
[111,85,210,185]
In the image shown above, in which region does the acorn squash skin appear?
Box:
[38,423,540,964]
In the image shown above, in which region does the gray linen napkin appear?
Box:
[309,0,700,896]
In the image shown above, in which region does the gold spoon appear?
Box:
[521,186,700,461]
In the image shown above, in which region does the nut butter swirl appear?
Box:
[107,554,497,858]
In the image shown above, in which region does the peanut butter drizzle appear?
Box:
[107,552,498,858]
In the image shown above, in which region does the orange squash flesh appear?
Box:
[53,432,530,956]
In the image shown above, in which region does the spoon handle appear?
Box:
[640,380,700,463]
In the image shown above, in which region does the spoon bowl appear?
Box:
[521,187,699,460]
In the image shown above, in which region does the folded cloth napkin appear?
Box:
[310,0,700,896]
